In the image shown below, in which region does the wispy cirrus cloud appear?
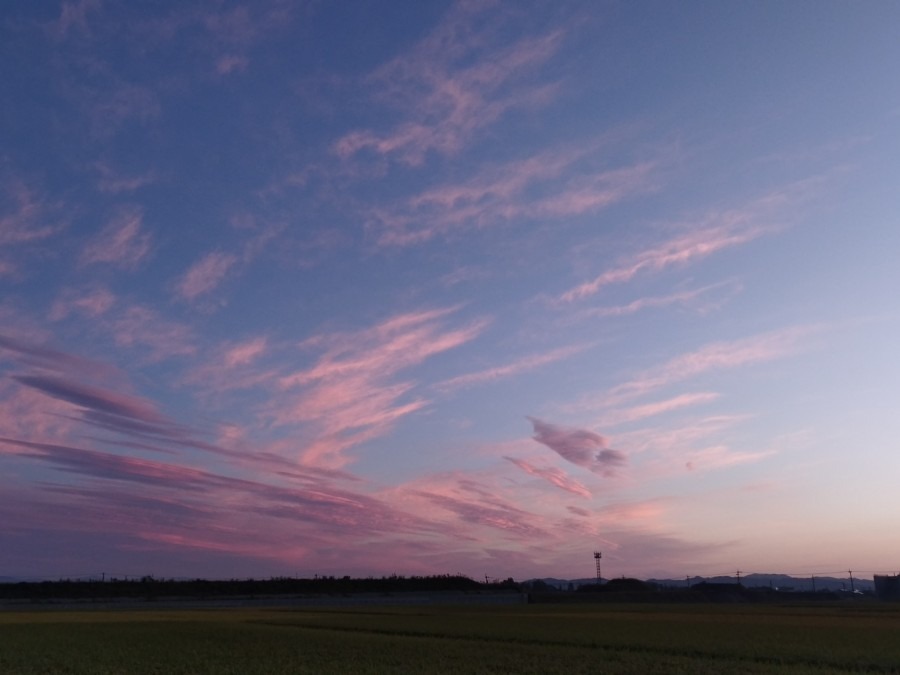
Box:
[271,308,487,468]
[0,177,65,276]
[85,82,162,138]
[504,456,592,498]
[0,335,289,470]
[182,336,277,399]
[618,414,751,457]
[334,3,564,166]
[223,336,268,368]
[12,374,165,426]
[0,333,113,379]
[558,180,823,304]
[577,281,742,320]
[611,414,776,477]
[682,444,776,473]
[92,161,156,194]
[110,304,196,361]
[0,179,63,246]
[49,0,102,40]
[0,436,443,571]
[175,251,239,301]
[175,220,285,303]
[390,472,555,544]
[604,325,815,405]
[140,0,295,76]
[602,392,722,427]
[48,287,116,321]
[80,206,152,270]
[215,54,249,75]
[560,222,766,304]
[371,142,657,245]
[436,343,589,392]
[528,416,626,477]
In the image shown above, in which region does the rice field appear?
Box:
[2,602,900,673]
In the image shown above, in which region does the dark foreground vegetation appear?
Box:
[3,603,900,674]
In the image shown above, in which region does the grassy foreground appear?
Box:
[2,602,900,674]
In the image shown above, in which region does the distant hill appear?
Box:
[525,573,874,593]
[650,573,873,593]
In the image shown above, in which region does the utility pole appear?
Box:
[735,570,741,586]
[849,570,855,593]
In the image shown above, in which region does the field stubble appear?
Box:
[2,602,899,673]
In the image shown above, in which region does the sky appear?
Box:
[1,0,899,583]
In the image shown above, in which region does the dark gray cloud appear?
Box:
[14,374,165,423]
[0,334,106,375]
[528,416,626,476]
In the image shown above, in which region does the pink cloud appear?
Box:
[528,417,626,477]
[216,54,249,75]
[0,189,52,244]
[0,332,117,379]
[182,341,278,401]
[578,281,742,319]
[504,456,592,498]
[0,381,80,446]
[88,83,161,138]
[0,452,421,565]
[139,2,294,79]
[560,223,765,303]
[619,414,751,456]
[373,145,656,246]
[223,336,268,367]
[0,437,215,488]
[176,251,238,300]
[174,222,283,304]
[436,343,589,392]
[80,206,152,269]
[388,473,556,544]
[603,392,722,426]
[93,162,156,194]
[48,287,116,321]
[111,304,196,361]
[334,3,564,166]
[605,326,814,405]
[682,444,777,473]
[0,177,65,250]
[269,308,487,468]
[50,0,101,39]
[558,179,823,304]
[612,415,778,481]
[279,308,484,389]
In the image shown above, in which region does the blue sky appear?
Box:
[2,0,899,581]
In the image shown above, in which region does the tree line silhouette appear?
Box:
[0,574,520,601]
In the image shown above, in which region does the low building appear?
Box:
[874,575,900,601]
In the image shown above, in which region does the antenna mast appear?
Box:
[594,551,602,583]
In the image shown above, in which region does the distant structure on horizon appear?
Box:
[594,551,602,583]
[874,574,900,601]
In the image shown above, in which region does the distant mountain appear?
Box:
[649,573,874,593]
[525,573,875,593]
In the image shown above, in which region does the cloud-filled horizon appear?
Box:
[2,0,900,582]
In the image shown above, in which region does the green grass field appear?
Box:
[2,602,900,673]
